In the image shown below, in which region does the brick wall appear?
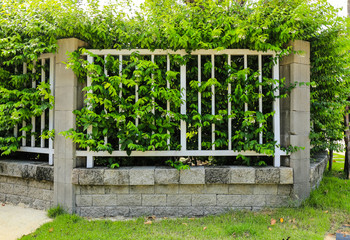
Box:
[0,160,54,210]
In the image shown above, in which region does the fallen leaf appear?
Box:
[49,228,54,233]
[1,204,4,206]
[151,215,156,220]
[144,220,152,225]
[324,210,329,214]
[189,218,195,221]
[271,218,277,225]
[203,227,207,231]
[163,217,168,220]
[182,223,188,226]
[280,218,284,223]
[268,227,272,231]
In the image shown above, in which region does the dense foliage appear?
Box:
[0,0,349,165]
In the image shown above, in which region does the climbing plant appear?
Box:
[0,0,349,165]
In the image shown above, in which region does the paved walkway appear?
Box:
[0,204,51,240]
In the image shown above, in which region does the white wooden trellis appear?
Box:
[78,49,286,168]
[16,54,55,165]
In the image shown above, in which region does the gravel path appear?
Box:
[0,204,51,240]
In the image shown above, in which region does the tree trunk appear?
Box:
[329,150,333,171]
[345,105,350,179]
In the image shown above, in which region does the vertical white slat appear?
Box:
[228,55,232,150]
[86,55,94,168]
[31,61,36,147]
[166,55,171,150]
[198,55,202,151]
[244,54,248,112]
[135,57,139,128]
[103,55,108,145]
[211,54,215,151]
[258,54,263,145]
[40,59,46,148]
[22,63,27,147]
[180,63,187,151]
[48,56,55,165]
[14,66,18,138]
[151,55,155,115]
[272,56,281,167]
[118,55,123,150]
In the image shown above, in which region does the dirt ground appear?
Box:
[0,203,51,240]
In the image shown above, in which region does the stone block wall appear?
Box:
[310,151,328,190]
[0,160,54,210]
[72,166,294,218]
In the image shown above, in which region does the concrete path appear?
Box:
[0,204,51,240]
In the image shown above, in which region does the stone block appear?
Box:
[155,167,179,184]
[55,86,78,111]
[76,195,93,207]
[20,196,33,206]
[105,207,130,217]
[192,194,216,206]
[241,195,266,207]
[0,183,13,194]
[130,186,155,194]
[129,167,155,185]
[180,167,205,185]
[154,207,178,217]
[278,185,292,196]
[36,166,54,182]
[203,207,229,216]
[0,193,5,202]
[205,167,229,184]
[167,194,192,206]
[104,168,130,185]
[6,194,20,205]
[266,195,291,207]
[105,186,129,194]
[205,184,228,194]
[129,207,154,217]
[6,163,22,177]
[253,185,277,195]
[142,194,166,206]
[280,168,293,184]
[31,180,52,190]
[229,167,255,184]
[116,194,141,206]
[80,207,105,218]
[0,162,8,175]
[0,176,7,183]
[12,184,28,196]
[289,63,310,84]
[280,40,310,66]
[255,168,279,184]
[217,195,241,207]
[290,111,310,135]
[228,184,254,195]
[28,187,43,200]
[290,88,310,112]
[179,185,205,194]
[80,186,105,195]
[32,199,50,210]
[178,207,204,217]
[155,185,179,194]
[77,169,104,185]
[92,195,116,206]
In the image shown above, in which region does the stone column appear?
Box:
[280,40,311,203]
[54,38,87,213]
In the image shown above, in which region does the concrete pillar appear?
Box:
[54,38,87,213]
[280,40,311,203]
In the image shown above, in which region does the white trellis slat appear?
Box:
[273,56,281,167]
[166,55,171,150]
[180,63,187,151]
[211,54,215,151]
[86,55,94,168]
[104,55,108,145]
[258,54,263,144]
[40,59,46,148]
[22,63,27,147]
[48,56,55,165]
[228,55,232,151]
[198,55,202,151]
[31,61,36,148]
[14,66,18,138]
[118,55,123,150]
[244,54,248,113]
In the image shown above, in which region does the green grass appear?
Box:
[21,155,350,240]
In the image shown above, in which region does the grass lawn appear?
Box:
[21,155,350,240]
